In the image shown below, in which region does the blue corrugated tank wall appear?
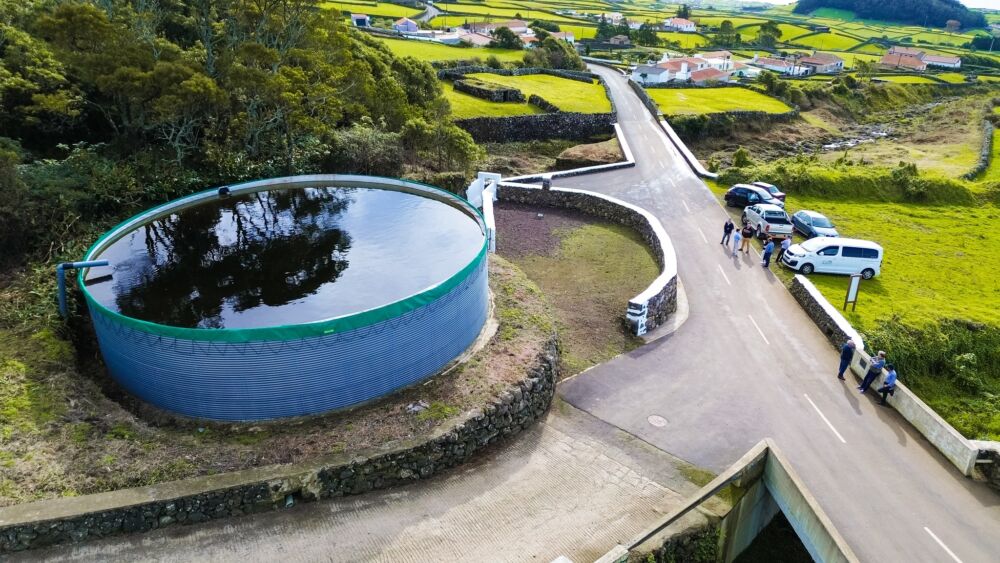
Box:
[88,253,488,421]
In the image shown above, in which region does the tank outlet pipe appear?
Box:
[56,260,109,318]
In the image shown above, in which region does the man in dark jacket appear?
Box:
[859,350,886,393]
[721,218,735,245]
[837,339,855,381]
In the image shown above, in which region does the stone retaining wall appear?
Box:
[646,524,721,562]
[628,78,662,117]
[455,112,615,143]
[668,110,800,142]
[497,183,677,333]
[0,339,559,554]
[438,66,596,83]
[528,94,561,112]
[788,275,864,349]
[453,77,525,102]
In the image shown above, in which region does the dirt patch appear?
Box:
[493,202,590,258]
[0,255,555,506]
[555,137,624,169]
[480,137,616,177]
[495,202,658,376]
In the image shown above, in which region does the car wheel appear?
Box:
[861,268,875,280]
[741,212,748,223]
[755,225,763,239]
[800,263,814,275]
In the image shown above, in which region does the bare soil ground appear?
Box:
[481,136,619,177]
[0,255,555,506]
[495,202,658,375]
[555,137,624,169]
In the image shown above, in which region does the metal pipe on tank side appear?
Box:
[56,260,109,318]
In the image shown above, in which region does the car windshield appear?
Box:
[767,186,780,194]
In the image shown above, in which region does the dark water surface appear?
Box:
[85,184,484,329]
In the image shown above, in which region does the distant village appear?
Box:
[349,9,964,85]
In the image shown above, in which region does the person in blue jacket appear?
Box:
[837,339,856,381]
[859,350,887,393]
[878,365,898,406]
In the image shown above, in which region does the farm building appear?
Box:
[750,55,811,76]
[351,13,370,27]
[800,52,845,74]
[879,53,929,71]
[393,17,419,33]
[609,35,631,46]
[885,46,961,69]
[664,17,696,32]
[466,19,530,34]
[631,65,672,84]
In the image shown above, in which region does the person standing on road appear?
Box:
[837,339,856,381]
[877,364,898,406]
[761,238,775,268]
[740,224,753,254]
[859,350,887,393]
[731,228,742,257]
[721,218,735,246]
[778,237,791,263]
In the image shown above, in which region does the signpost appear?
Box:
[844,274,861,311]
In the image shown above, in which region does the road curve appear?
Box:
[555,63,1000,563]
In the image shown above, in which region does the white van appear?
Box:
[781,237,883,279]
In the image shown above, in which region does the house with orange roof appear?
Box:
[879,53,928,71]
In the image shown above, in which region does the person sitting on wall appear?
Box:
[877,364,898,406]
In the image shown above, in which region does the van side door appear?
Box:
[841,246,865,274]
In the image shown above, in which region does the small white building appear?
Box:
[800,52,845,74]
[631,64,672,84]
[696,50,735,71]
[601,12,625,25]
[923,54,962,69]
[751,55,811,76]
[351,14,371,27]
[393,17,419,33]
[663,17,697,32]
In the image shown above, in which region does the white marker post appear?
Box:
[844,274,861,311]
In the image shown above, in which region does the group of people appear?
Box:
[720,218,790,269]
[838,340,899,406]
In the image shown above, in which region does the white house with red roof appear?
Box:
[663,17,696,32]
[799,52,844,74]
[879,53,928,71]
[750,55,811,76]
[884,46,961,70]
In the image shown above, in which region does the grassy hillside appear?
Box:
[375,37,525,62]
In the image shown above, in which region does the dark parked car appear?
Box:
[751,181,786,202]
[791,210,839,238]
[724,184,784,209]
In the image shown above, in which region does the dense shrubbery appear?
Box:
[865,319,1000,439]
[0,0,482,267]
[718,156,976,204]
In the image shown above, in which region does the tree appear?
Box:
[676,4,691,19]
[855,59,875,83]
[596,15,613,40]
[489,27,523,50]
[756,21,782,48]
[635,22,659,47]
[530,20,559,33]
[714,20,741,47]
[523,36,585,70]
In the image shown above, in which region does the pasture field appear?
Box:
[648,87,792,116]
[655,31,710,49]
[981,130,1000,183]
[435,3,583,23]
[873,75,940,84]
[692,15,768,28]
[375,37,525,62]
[444,82,541,119]
[850,43,886,55]
[321,1,421,18]
[788,31,862,51]
[934,73,968,84]
[464,73,611,113]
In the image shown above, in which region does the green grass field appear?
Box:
[375,37,524,62]
[465,73,611,113]
[655,31,710,49]
[444,82,541,119]
[648,87,792,116]
[434,2,583,23]
[321,1,421,18]
[873,75,940,84]
[789,31,862,51]
[692,15,767,28]
[445,72,610,119]
[935,73,968,84]
[980,130,1000,184]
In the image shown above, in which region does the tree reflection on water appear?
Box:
[114,187,353,328]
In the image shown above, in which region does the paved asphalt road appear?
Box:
[554,64,1000,562]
